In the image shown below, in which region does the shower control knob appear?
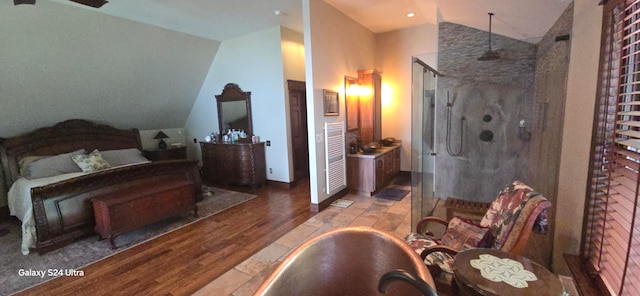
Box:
[479,130,494,142]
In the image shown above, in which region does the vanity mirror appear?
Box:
[344,76,359,131]
[216,83,253,136]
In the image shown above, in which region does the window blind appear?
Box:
[585,0,640,295]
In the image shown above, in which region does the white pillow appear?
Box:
[19,155,46,177]
[24,149,86,179]
[72,150,111,173]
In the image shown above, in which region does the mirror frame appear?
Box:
[215,83,253,136]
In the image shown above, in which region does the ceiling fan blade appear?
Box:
[14,0,36,5]
[69,0,108,8]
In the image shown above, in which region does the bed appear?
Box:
[0,119,202,255]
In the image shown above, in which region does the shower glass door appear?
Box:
[410,58,438,229]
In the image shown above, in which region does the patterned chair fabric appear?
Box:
[479,180,545,250]
[404,180,549,284]
[405,232,454,274]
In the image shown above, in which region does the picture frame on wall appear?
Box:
[323,89,339,116]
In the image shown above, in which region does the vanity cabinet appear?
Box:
[347,144,401,195]
[200,142,266,189]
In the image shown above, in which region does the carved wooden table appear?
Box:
[453,249,564,296]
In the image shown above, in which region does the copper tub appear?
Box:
[254,226,436,296]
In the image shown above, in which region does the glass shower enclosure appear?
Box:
[410,58,440,229]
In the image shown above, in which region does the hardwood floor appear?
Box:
[17,180,314,296]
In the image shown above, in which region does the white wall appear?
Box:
[0,0,219,137]
[553,0,602,274]
[376,24,439,172]
[184,26,292,183]
[304,0,376,204]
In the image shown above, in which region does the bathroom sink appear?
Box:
[254,226,436,296]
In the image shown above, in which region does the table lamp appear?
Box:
[154,131,169,149]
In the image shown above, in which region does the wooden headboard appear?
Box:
[0,119,142,190]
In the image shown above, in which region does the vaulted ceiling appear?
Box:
[50,0,573,43]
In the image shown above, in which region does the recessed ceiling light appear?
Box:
[407,12,415,18]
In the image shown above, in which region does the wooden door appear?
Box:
[288,80,309,181]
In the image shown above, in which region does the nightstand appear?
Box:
[143,146,187,161]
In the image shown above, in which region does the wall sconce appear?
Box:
[70,0,109,8]
[154,131,170,149]
[518,119,531,142]
[346,82,360,97]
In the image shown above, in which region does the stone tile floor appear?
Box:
[193,190,579,296]
[193,191,419,296]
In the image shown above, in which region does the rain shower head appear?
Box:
[478,12,500,61]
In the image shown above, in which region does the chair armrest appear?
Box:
[419,245,459,260]
[416,216,449,235]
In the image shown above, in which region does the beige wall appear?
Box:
[281,28,307,82]
[376,24,439,172]
[281,28,307,181]
[553,0,602,274]
[304,0,376,204]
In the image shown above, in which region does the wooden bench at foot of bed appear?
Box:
[92,179,198,249]
[31,160,202,254]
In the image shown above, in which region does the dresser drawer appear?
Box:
[199,142,266,188]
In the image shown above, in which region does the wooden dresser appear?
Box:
[92,180,197,249]
[347,144,401,195]
[200,142,267,189]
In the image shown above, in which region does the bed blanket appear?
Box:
[8,172,85,255]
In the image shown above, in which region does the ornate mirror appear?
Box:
[215,83,253,136]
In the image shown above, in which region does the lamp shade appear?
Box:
[153,131,169,140]
[14,0,36,5]
[69,0,109,8]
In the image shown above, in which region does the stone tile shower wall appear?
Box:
[436,22,537,202]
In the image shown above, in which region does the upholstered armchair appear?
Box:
[404,181,551,295]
